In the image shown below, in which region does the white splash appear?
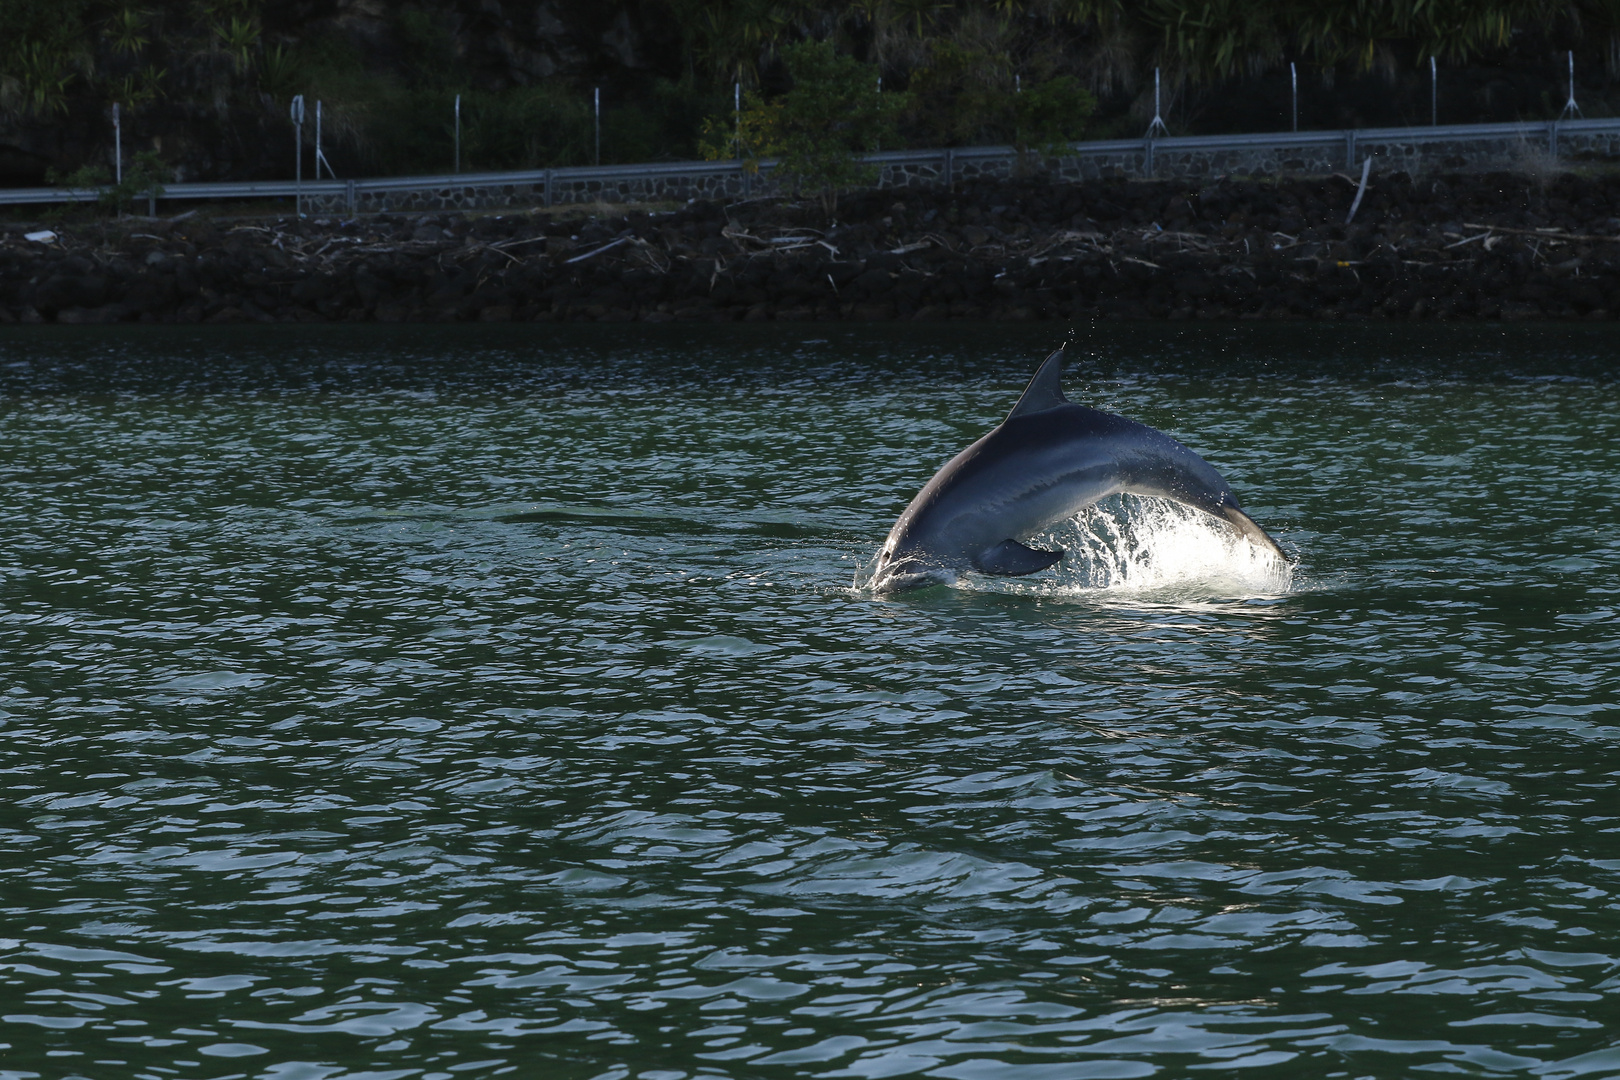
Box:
[856,494,1294,598]
[1005,494,1293,598]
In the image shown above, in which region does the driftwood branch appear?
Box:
[1345,157,1373,225]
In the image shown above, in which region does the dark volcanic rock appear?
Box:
[8,171,1620,324]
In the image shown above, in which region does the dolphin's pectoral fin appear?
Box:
[975,539,1064,577]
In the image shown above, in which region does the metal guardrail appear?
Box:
[4,117,1618,212]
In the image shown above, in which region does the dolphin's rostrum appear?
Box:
[870,346,1286,592]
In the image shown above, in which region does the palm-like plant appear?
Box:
[215,16,260,74]
[259,43,302,99]
[846,0,952,67]
[674,0,799,86]
[108,7,151,56]
[1572,0,1620,73]
[1143,0,1285,81]
[3,41,80,117]
[112,66,166,111]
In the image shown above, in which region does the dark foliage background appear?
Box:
[4,0,1619,185]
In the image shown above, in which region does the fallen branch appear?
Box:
[565,236,631,264]
[720,226,763,247]
[1461,222,1620,242]
[492,235,552,250]
[1344,156,1373,225]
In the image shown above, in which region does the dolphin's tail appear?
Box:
[1218,506,1289,563]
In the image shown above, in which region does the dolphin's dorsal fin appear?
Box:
[1005,347,1069,421]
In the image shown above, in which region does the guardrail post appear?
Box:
[544,169,553,207]
[1430,57,1438,126]
[1144,137,1154,178]
[345,179,356,214]
[942,148,952,189]
[1345,130,1356,169]
[743,162,752,199]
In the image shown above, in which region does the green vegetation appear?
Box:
[277,14,729,175]
[706,41,907,214]
[46,149,167,212]
[4,0,1619,187]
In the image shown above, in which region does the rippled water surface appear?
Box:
[1,323,1617,1080]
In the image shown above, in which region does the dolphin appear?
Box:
[869,346,1286,592]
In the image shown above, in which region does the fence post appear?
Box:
[290,95,305,216]
[1146,67,1167,138]
[1560,51,1581,120]
[315,100,334,179]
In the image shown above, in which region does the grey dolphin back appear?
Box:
[989,346,1285,571]
[1019,357,1287,561]
[1100,421,1289,561]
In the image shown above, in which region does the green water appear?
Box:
[0,324,1616,1080]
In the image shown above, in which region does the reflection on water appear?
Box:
[0,322,1616,1080]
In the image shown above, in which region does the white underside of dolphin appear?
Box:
[869,346,1287,592]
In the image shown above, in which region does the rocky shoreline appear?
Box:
[6,170,1620,324]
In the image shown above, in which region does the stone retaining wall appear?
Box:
[288,123,1620,217]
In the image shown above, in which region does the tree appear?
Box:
[727,39,908,217]
[1014,75,1097,157]
[905,39,1017,147]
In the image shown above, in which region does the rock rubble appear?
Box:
[6,170,1620,324]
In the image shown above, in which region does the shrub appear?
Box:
[707,39,906,216]
[1013,75,1097,157]
[47,149,168,214]
[904,41,1014,147]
